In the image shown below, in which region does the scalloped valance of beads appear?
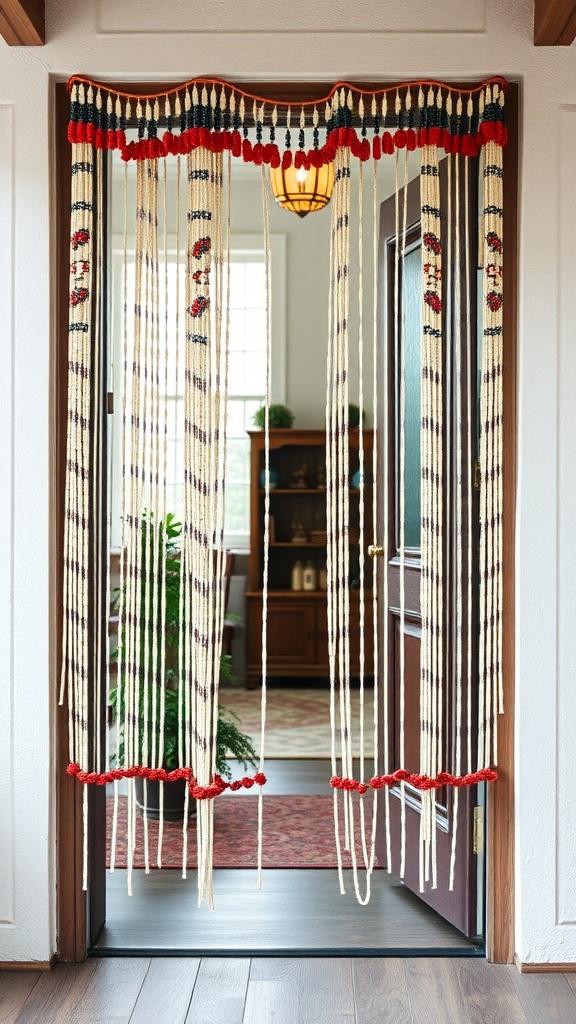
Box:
[67,75,508,165]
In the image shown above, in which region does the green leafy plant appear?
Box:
[110,513,257,781]
[325,404,366,429]
[348,404,364,429]
[253,403,295,428]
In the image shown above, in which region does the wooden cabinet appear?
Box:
[245,428,374,688]
[248,598,316,669]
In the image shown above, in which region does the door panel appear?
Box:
[375,157,481,938]
[258,601,316,665]
[392,618,422,775]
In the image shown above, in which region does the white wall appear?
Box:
[110,164,378,430]
[231,172,381,427]
[0,0,575,964]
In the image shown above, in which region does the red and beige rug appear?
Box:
[107,795,380,870]
[219,686,375,759]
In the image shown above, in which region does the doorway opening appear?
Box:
[53,75,516,962]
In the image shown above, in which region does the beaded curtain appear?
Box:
[61,76,506,904]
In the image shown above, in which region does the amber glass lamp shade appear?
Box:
[270,162,335,217]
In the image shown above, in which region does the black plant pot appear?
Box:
[134,777,196,821]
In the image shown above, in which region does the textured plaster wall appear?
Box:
[0,0,574,963]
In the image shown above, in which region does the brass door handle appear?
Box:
[368,544,384,558]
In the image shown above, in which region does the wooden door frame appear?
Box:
[53,78,518,964]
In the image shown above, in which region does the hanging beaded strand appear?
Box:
[370,103,385,874]
[347,121,378,907]
[327,133,347,895]
[479,84,504,772]
[61,83,96,871]
[398,107,414,882]
[258,151,272,891]
[419,87,444,888]
[393,140,407,879]
[450,94,464,889]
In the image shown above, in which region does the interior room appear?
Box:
[97,131,484,955]
[2,1,576,1021]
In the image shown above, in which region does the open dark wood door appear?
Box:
[374,159,483,938]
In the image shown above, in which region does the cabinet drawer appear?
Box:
[248,599,316,667]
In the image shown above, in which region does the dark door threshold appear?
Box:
[89,944,485,958]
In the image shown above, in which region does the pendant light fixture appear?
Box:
[270,162,335,217]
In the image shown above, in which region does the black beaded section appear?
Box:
[68,82,506,147]
[188,210,212,222]
[482,101,505,125]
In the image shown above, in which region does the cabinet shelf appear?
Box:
[270,541,326,548]
[259,488,324,495]
[268,541,366,548]
[247,428,374,688]
[246,589,373,598]
[259,488,365,495]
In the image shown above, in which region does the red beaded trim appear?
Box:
[67,762,266,800]
[67,121,508,164]
[330,767,497,794]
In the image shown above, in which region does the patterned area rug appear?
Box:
[106,795,379,869]
[220,686,375,759]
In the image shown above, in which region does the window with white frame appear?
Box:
[109,234,286,552]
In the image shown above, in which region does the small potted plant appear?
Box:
[253,403,295,429]
[110,678,258,821]
[348,404,364,428]
[109,513,257,820]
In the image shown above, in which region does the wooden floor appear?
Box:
[99,868,478,954]
[4,958,576,1023]
[97,760,479,954]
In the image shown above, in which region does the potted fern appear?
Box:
[110,513,256,820]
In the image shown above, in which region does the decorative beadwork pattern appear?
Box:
[67,77,508,166]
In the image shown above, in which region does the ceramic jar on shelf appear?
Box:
[302,561,318,591]
[291,560,303,591]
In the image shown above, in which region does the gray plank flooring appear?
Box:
[129,959,201,1024]
[187,959,252,1024]
[6,962,98,1024]
[3,959,576,1024]
[0,972,42,1024]
[510,969,576,1024]
[352,959,413,1023]
[99,759,479,955]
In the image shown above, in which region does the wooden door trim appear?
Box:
[54,78,517,964]
[55,81,87,963]
[515,957,576,973]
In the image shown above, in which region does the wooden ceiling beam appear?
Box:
[534,0,576,44]
[0,0,44,45]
